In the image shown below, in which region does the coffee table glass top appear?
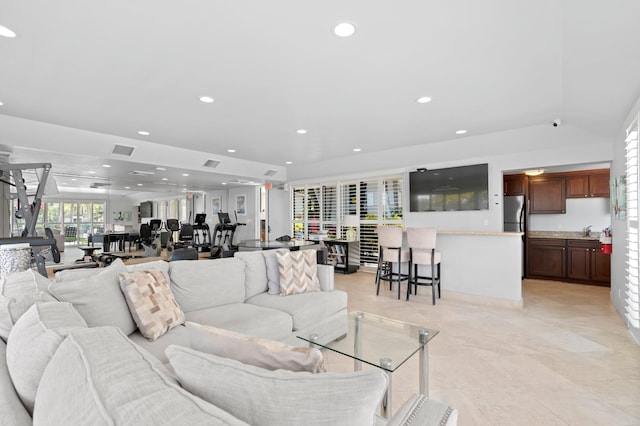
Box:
[297,311,438,372]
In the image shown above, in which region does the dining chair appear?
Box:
[375,226,410,300]
[406,227,441,304]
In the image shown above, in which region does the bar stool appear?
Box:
[375,226,411,299]
[406,227,441,304]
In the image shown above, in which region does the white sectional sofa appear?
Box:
[0,249,458,425]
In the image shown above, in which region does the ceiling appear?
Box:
[0,0,639,196]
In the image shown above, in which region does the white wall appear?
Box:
[266,187,289,239]
[528,198,611,233]
[227,186,259,243]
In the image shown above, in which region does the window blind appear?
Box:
[626,120,640,328]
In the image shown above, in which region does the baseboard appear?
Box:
[444,290,524,309]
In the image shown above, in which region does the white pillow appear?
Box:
[166,345,388,426]
[0,269,57,340]
[276,250,320,296]
[6,302,87,414]
[48,259,137,335]
[186,322,324,373]
[263,249,288,295]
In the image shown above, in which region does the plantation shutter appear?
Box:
[626,120,640,328]
[322,184,338,238]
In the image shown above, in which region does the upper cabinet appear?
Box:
[529,176,566,214]
[566,169,610,198]
[503,174,527,196]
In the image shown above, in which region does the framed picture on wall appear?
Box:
[211,196,221,214]
[236,194,246,215]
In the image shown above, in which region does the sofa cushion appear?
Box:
[119,270,185,341]
[233,251,268,299]
[0,338,31,425]
[186,322,325,373]
[166,345,388,426]
[33,327,248,426]
[169,258,246,312]
[184,303,293,342]
[125,259,170,275]
[6,301,88,413]
[48,259,137,335]
[263,249,288,295]
[0,269,57,340]
[128,324,190,365]
[247,289,348,331]
[277,249,320,296]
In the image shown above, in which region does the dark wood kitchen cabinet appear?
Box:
[503,174,527,196]
[528,176,566,214]
[528,238,610,286]
[527,238,566,278]
[566,169,610,198]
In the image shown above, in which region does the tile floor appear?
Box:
[54,248,640,425]
[329,271,640,425]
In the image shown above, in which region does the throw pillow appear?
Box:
[186,322,325,373]
[48,259,137,335]
[0,269,57,341]
[276,250,320,296]
[263,249,288,295]
[166,345,388,426]
[6,301,88,414]
[119,270,185,341]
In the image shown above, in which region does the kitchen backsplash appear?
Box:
[528,197,610,233]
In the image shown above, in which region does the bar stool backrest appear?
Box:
[376,225,403,248]
[406,227,437,250]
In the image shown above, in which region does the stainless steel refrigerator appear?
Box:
[503,195,526,276]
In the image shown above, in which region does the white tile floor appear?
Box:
[52,248,640,425]
[331,272,640,425]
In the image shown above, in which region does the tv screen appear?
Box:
[410,164,489,212]
[140,201,153,218]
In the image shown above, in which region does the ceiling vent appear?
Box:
[264,170,278,177]
[112,144,135,156]
[129,170,155,176]
[89,182,111,189]
[204,159,220,168]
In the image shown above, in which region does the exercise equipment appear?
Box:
[139,223,162,257]
[192,213,212,252]
[210,212,245,258]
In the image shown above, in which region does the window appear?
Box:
[292,176,403,266]
[625,118,640,329]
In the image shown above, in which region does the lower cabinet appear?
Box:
[528,238,610,286]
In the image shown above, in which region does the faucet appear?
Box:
[584,225,592,237]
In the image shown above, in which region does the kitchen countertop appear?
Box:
[528,231,601,241]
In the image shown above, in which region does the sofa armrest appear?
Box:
[380,394,458,426]
[317,264,335,291]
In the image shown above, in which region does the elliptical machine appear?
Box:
[192,213,212,252]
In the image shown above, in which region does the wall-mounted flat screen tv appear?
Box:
[140,201,153,218]
[409,163,489,212]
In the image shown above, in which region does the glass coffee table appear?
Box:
[297,311,438,418]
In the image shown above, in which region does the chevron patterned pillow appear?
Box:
[276,250,321,296]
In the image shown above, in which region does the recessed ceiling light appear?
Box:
[199,96,215,103]
[124,186,130,189]
[353,148,362,152]
[285,161,293,165]
[155,167,166,171]
[181,173,189,177]
[138,131,150,136]
[102,164,111,168]
[416,96,432,104]
[0,101,4,106]
[0,25,17,38]
[137,183,143,186]
[162,177,168,181]
[221,182,227,185]
[71,178,77,181]
[455,129,467,135]
[227,149,236,153]
[88,171,96,174]
[334,22,356,37]
[296,129,307,134]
